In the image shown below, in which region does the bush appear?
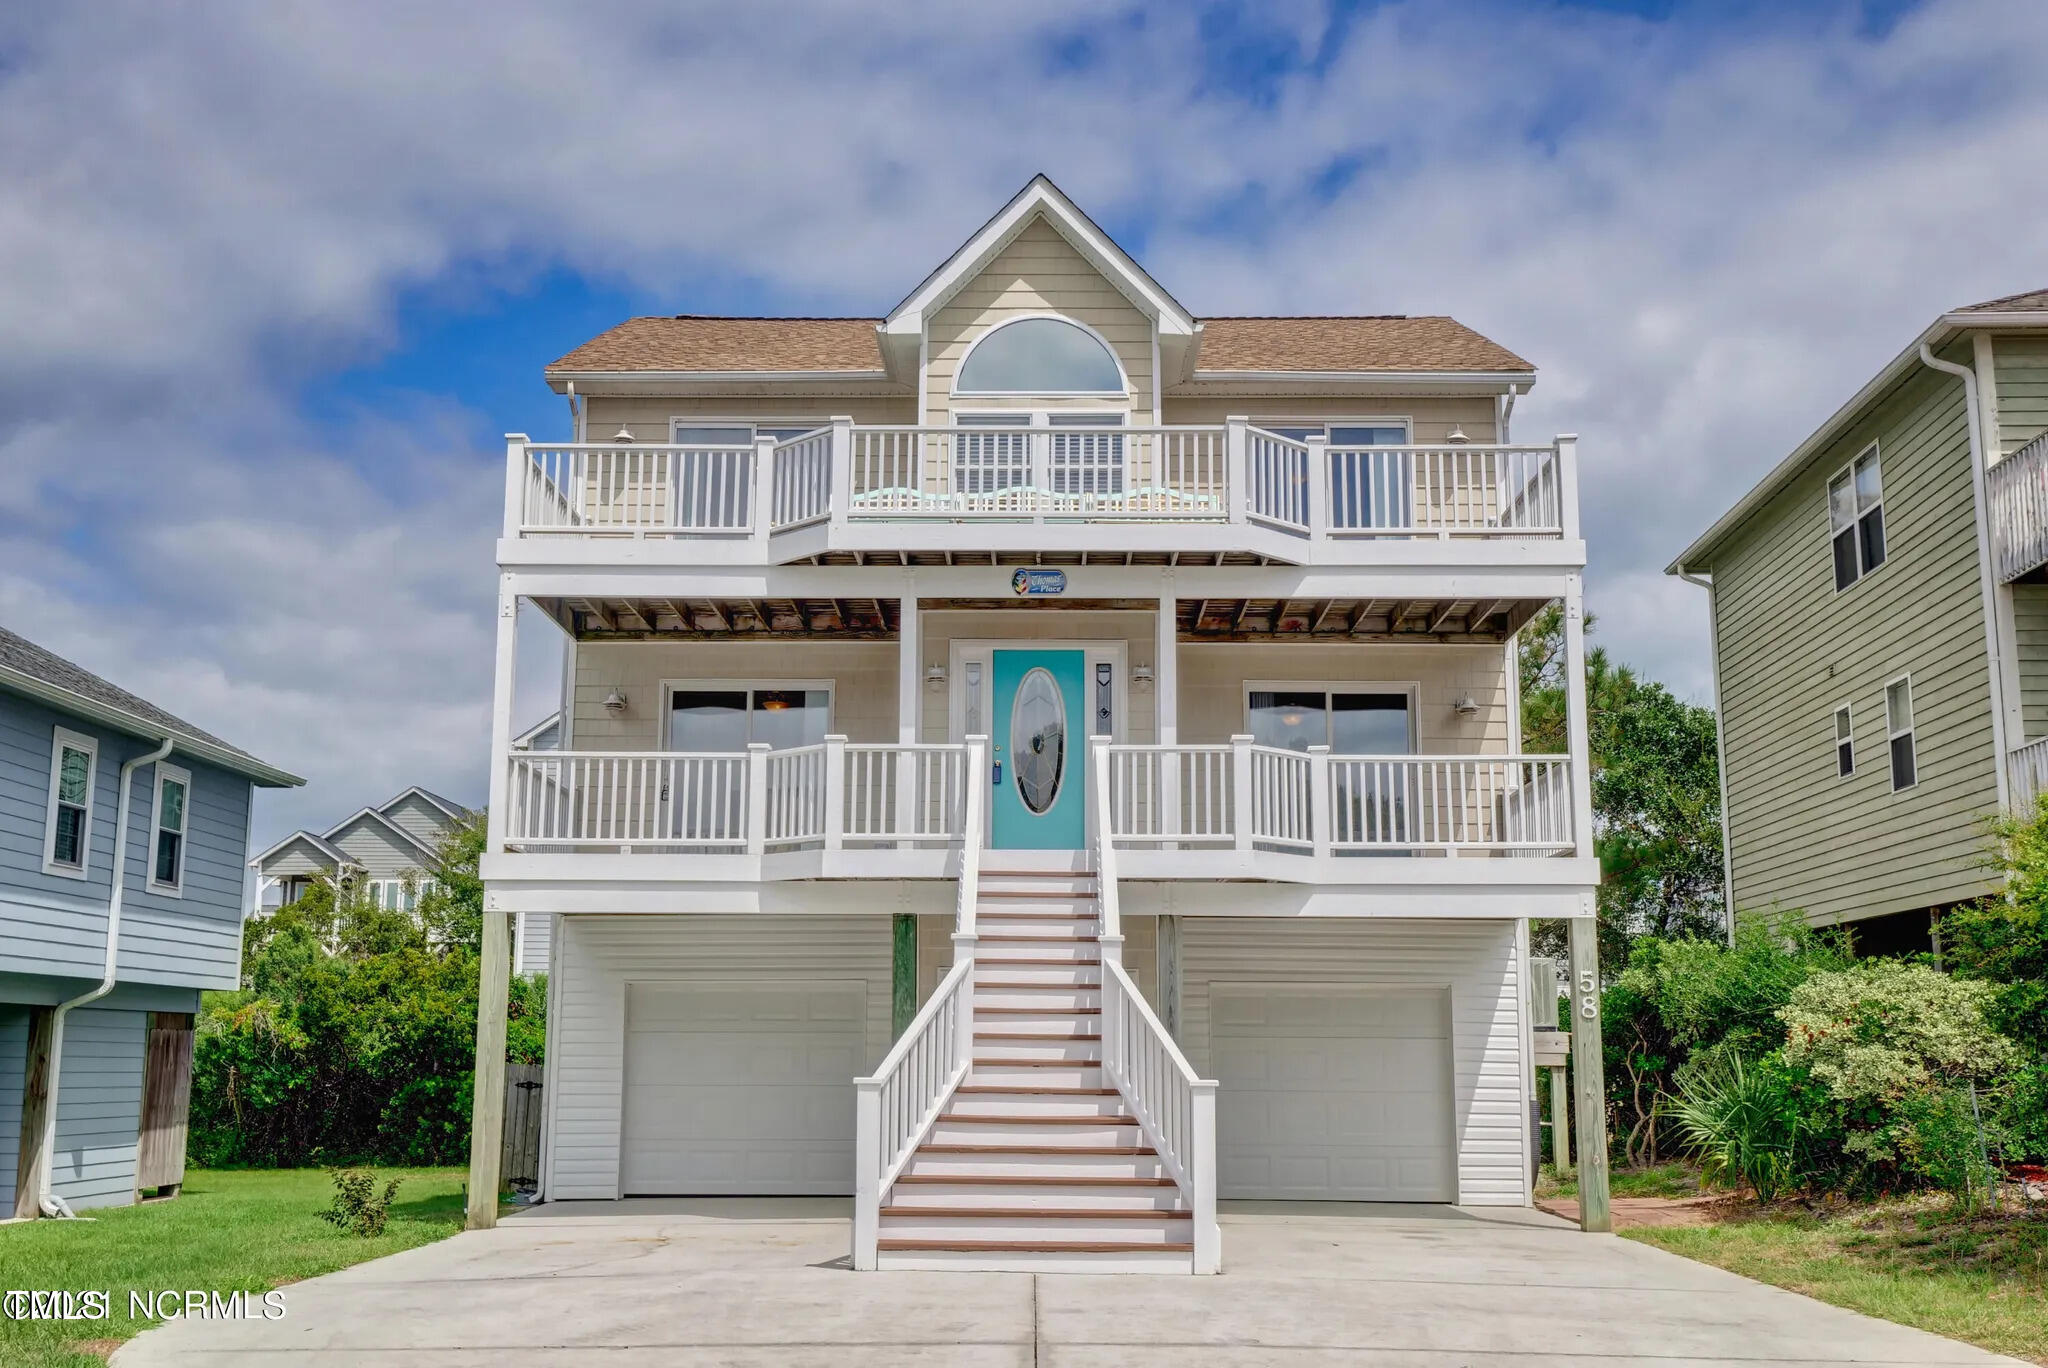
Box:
[1898,1087,2001,1212]
[1779,961,2018,1104]
[1667,1054,1810,1200]
[319,1167,404,1237]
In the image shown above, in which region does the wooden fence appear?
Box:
[502,1062,544,1185]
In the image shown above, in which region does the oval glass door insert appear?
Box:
[1011,667,1066,815]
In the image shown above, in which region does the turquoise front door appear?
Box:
[990,649,1086,849]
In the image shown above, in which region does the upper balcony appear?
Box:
[1990,431,2048,583]
[500,422,1581,570]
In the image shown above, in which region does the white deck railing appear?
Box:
[852,736,985,1271]
[502,739,968,852]
[1090,737,1220,1273]
[1990,433,2048,583]
[2009,735,2048,814]
[1105,740,1575,856]
[510,426,1573,542]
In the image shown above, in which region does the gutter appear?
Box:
[37,736,174,1218]
[1672,567,1738,947]
[1920,341,2013,812]
[0,667,300,788]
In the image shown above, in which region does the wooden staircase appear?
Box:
[872,868,1196,1272]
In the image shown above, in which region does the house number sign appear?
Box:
[1577,968,1599,1021]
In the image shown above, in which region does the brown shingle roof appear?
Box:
[1195,316,1531,373]
[548,316,886,374]
[1956,288,2048,313]
[546,313,1532,377]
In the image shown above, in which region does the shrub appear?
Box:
[1898,1087,2001,1212]
[1779,961,2018,1104]
[319,1167,403,1237]
[1668,1054,1803,1200]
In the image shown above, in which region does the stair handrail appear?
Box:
[851,735,985,1271]
[1090,735,1220,1273]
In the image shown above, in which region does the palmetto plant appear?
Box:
[1669,1056,1802,1201]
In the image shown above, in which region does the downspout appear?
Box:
[1674,567,1737,947]
[37,735,174,1217]
[1920,342,2012,811]
[564,381,583,443]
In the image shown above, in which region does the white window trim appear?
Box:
[665,417,830,445]
[659,679,837,750]
[1884,672,1917,794]
[1826,441,1887,594]
[148,761,193,896]
[1249,416,1416,444]
[43,726,99,880]
[1832,702,1855,779]
[950,313,1131,399]
[1241,680,1422,753]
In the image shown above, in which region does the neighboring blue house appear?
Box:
[0,625,300,1216]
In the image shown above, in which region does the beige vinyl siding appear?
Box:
[546,913,892,1200]
[1710,347,1999,927]
[582,394,913,446]
[1161,395,1500,443]
[572,641,900,750]
[1178,917,1527,1205]
[572,628,1510,756]
[1993,335,2048,456]
[925,218,1154,426]
[2013,583,2048,744]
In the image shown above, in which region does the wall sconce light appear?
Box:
[1131,665,1155,690]
[1451,694,1481,718]
[602,688,629,715]
[925,663,947,692]
[1444,426,1471,444]
[612,427,635,444]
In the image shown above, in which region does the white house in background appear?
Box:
[467,176,1608,1271]
[249,786,468,916]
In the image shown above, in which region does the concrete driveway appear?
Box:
[115,1200,2028,1366]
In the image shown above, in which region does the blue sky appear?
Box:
[2,0,2044,844]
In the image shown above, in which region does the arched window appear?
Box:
[955,317,1125,394]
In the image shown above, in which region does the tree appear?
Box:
[1520,605,1726,966]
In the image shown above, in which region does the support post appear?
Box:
[829,415,854,538]
[466,908,511,1230]
[823,734,847,852]
[891,911,916,1039]
[1308,744,1332,860]
[745,742,770,858]
[1231,734,1254,856]
[895,592,919,848]
[1548,1066,1573,1177]
[1157,914,1182,1038]
[752,434,776,554]
[852,1081,880,1270]
[1568,915,1611,1232]
[1304,433,1328,549]
[13,1007,54,1220]
[502,434,528,541]
[1191,1081,1220,1274]
[1156,588,1178,846]
[1555,434,1580,541]
[1224,416,1248,524]
[1561,575,1596,862]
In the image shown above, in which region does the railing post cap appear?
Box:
[1230,733,1254,743]
[1556,433,1579,443]
[505,432,530,442]
[747,741,772,752]
[1308,743,1331,754]
[825,733,848,742]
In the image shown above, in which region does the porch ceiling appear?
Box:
[536,594,1545,643]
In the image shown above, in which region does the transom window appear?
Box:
[1885,676,1916,792]
[45,727,98,878]
[1833,704,1854,778]
[669,422,821,446]
[955,317,1125,394]
[1829,445,1886,590]
[150,762,191,894]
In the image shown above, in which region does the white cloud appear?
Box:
[2,0,2044,841]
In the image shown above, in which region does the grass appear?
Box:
[1631,1197,2048,1366]
[0,1167,470,1368]
[1537,1160,1704,1200]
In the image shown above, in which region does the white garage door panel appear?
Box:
[1214,987,1455,1202]
[621,981,865,1196]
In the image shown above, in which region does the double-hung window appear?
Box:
[1833,705,1854,778]
[44,728,98,877]
[1885,676,1916,792]
[149,762,191,895]
[1829,445,1886,590]
[1264,422,1412,530]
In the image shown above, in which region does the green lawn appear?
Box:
[1537,1161,1704,1200]
[0,1168,470,1368]
[1631,1200,2048,1367]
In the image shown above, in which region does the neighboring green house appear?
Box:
[1671,289,2048,953]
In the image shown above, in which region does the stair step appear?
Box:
[975,957,1100,966]
[975,978,1100,989]
[977,911,1097,920]
[882,1206,1191,1221]
[894,1174,1175,1187]
[915,1144,1156,1156]
[877,1240,1193,1254]
[976,1005,1101,1016]
[957,1086,1117,1096]
[975,1031,1100,1041]
[938,1113,1137,1126]
[979,889,1096,900]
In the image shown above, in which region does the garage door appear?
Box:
[620,980,866,1195]
[1211,987,1456,1202]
